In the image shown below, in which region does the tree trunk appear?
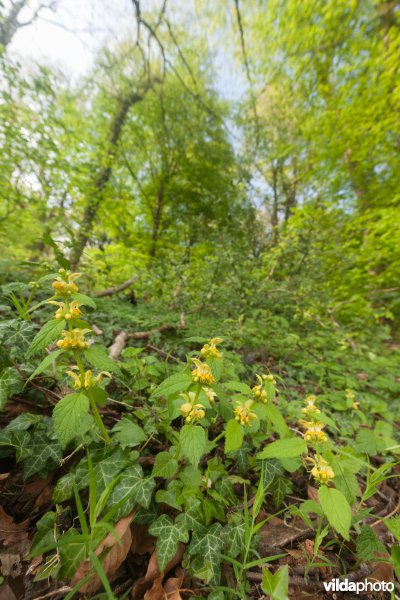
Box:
[149,178,165,258]
[0,0,27,48]
[70,84,154,268]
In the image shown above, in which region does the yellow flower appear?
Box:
[52,270,81,296]
[345,389,355,401]
[192,359,215,385]
[252,374,268,402]
[302,395,321,416]
[234,399,257,426]
[179,393,206,423]
[204,387,217,403]
[200,337,223,360]
[66,367,111,389]
[309,456,335,484]
[57,328,91,350]
[352,401,360,410]
[48,300,82,321]
[66,367,82,389]
[300,420,328,444]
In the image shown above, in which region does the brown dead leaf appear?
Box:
[0,553,22,577]
[0,506,29,547]
[303,539,314,560]
[131,575,150,600]
[0,581,18,600]
[259,517,311,553]
[144,575,164,600]
[307,485,318,503]
[164,568,185,600]
[71,511,134,594]
[131,522,156,555]
[145,543,185,582]
[369,553,393,582]
[0,473,10,482]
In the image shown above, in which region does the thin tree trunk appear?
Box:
[149,178,164,258]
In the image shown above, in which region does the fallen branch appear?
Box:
[94,275,138,298]
[108,313,186,360]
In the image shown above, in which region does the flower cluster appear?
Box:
[252,373,275,403]
[299,419,328,444]
[234,399,257,426]
[66,367,111,390]
[51,269,80,296]
[192,358,215,385]
[57,328,91,350]
[200,337,223,360]
[180,392,206,423]
[302,394,321,416]
[308,455,335,484]
[48,299,82,321]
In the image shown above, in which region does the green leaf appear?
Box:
[107,464,156,520]
[179,425,207,467]
[53,393,90,448]
[222,522,245,557]
[149,515,189,572]
[152,452,179,478]
[206,357,223,382]
[84,345,121,376]
[151,372,192,399]
[391,545,400,580]
[224,419,244,453]
[43,233,71,270]
[224,381,252,394]
[112,418,147,449]
[318,486,351,540]
[0,375,10,411]
[264,403,290,436]
[71,293,96,309]
[178,498,205,533]
[156,481,183,510]
[261,565,289,600]
[386,516,400,542]
[30,512,57,556]
[257,437,307,460]
[188,523,224,584]
[28,350,63,381]
[58,530,87,578]
[273,476,293,508]
[23,431,62,479]
[28,319,66,357]
[356,526,385,560]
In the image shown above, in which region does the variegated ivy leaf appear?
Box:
[178,498,206,533]
[222,522,246,558]
[149,515,189,572]
[23,430,62,479]
[107,464,156,520]
[188,523,224,584]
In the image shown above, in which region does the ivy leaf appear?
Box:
[23,430,62,479]
[0,374,10,411]
[53,393,90,449]
[58,529,87,578]
[178,498,206,533]
[28,319,66,357]
[149,515,189,572]
[224,419,244,453]
[318,486,351,540]
[257,437,307,460]
[272,476,293,508]
[152,452,179,478]
[179,425,207,467]
[107,464,156,520]
[155,480,183,510]
[84,345,121,376]
[188,523,224,584]
[223,522,246,557]
[0,367,24,410]
[28,350,64,381]
[151,372,192,399]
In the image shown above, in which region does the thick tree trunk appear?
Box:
[0,0,27,48]
[71,83,155,268]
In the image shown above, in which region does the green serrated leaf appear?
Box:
[111,418,147,449]
[180,425,207,467]
[224,419,244,453]
[84,345,121,376]
[318,486,351,540]
[53,393,90,448]
[257,437,307,460]
[152,452,179,478]
[28,350,64,381]
[356,526,386,560]
[71,293,96,309]
[151,372,192,399]
[28,319,66,357]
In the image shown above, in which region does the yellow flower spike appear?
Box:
[204,387,217,403]
[192,358,215,385]
[56,328,91,350]
[302,395,321,415]
[234,399,257,426]
[300,420,328,444]
[95,371,112,384]
[66,369,83,389]
[200,337,223,360]
[84,370,94,388]
[252,374,268,403]
[309,456,335,484]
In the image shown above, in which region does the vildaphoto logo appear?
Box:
[323,578,394,594]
